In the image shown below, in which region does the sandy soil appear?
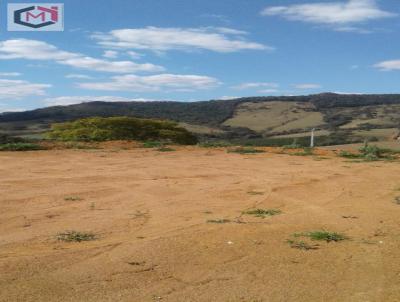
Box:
[1,147,400,302]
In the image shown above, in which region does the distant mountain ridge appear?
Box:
[1,93,400,142]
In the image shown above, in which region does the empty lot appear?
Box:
[1,147,400,301]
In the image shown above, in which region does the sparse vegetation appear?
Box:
[282,139,302,149]
[157,147,175,152]
[287,239,319,250]
[46,117,198,145]
[292,147,313,156]
[247,191,264,195]
[339,143,398,161]
[56,231,96,242]
[243,208,281,218]
[229,133,365,148]
[295,231,348,242]
[394,197,400,205]
[338,151,361,159]
[64,142,99,149]
[199,141,232,148]
[143,141,163,148]
[0,134,24,144]
[64,196,83,201]
[0,142,43,151]
[207,219,231,224]
[227,147,265,154]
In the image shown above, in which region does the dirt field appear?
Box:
[1,147,400,302]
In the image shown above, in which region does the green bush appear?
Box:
[142,141,163,148]
[339,143,398,161]
[0,134,24,144]
[46,117,197,145]
[56,230,96,242]
[0,143,43,151]
[296,231,348,242]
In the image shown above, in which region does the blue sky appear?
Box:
[0,0,399,112]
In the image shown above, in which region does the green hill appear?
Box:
[1,93,400,145]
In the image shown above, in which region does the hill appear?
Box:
[1,93,400,145]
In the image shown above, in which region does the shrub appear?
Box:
[242,208,281,218]
[295,231,348,242]
[339,143,398,161]
[46,117,197,145]
[0,134,24,144]
[0,143,43,151]
[227,147,265,154]
[56,230,96,242]
[142,141,163,148]
[359,144,381,161]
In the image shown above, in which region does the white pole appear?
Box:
[310,128,315,148]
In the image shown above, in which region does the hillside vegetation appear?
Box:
[1,93,400,145]
[46,117,198,145]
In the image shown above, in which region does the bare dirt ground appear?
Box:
[1,147,400,302]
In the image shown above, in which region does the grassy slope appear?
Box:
[1,94,400,142]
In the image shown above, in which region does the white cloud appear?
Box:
[261,0,395,29]
[0,39,74,60]
[103,50,118,59]
[293,83,322,89]
[42,96,163,106]
[0,79,51,100]
[0,72,21,77]
[374,60,400,71]
[333,26,373,33]
[65,73,93,80]
[78,73,221,92]
[0,106,26,113]
[333,91,363,94]
[60,56,163,73]
[0,39,164,73]
[218,96,239,100]
[258,89,279,94]
[126,51,143,59]
[232,82,279,90]
[92,27,270,53]
[65,74,94,79]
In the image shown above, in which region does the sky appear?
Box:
[0,0,399,112]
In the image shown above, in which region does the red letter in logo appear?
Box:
[37,6,59,22]
[26,11,46,22]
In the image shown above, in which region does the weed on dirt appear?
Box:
[56,231,96,242]
[243,208,281,218]
[294,231,348,242]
